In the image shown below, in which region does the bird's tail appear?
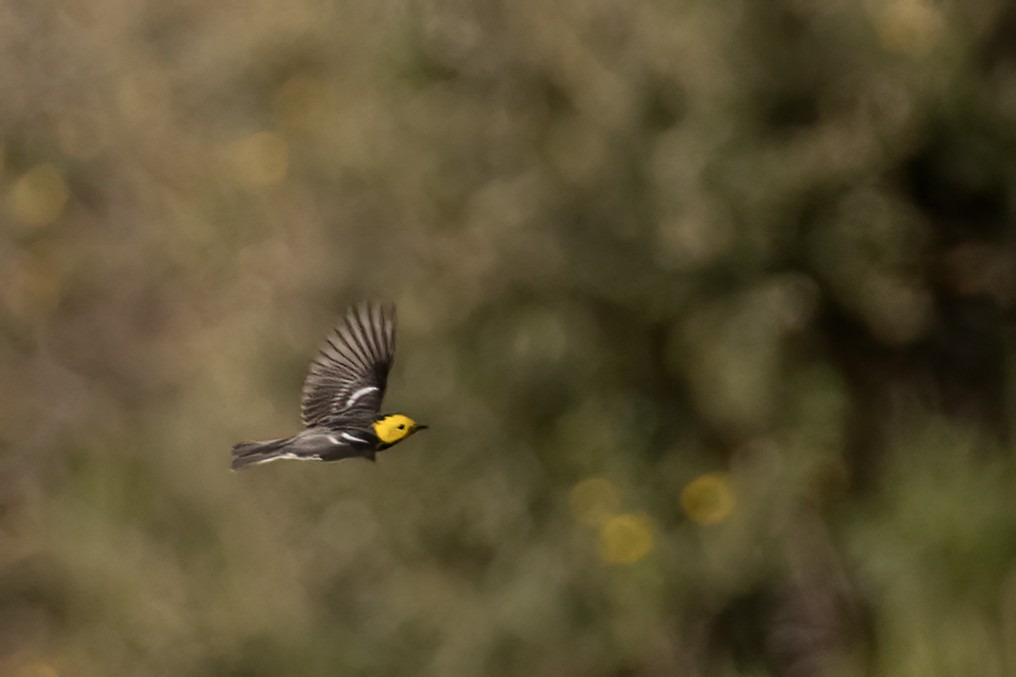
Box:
[230,437,293,470]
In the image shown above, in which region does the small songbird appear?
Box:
[231,302,426,470]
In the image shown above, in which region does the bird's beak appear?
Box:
[414,424,429,432]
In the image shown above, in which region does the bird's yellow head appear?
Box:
[372,414,427,446]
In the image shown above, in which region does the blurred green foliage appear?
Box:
[1,0,1015,675]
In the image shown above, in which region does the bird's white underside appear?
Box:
[251,452,322,465]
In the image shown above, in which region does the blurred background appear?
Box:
[2,0,1015,675]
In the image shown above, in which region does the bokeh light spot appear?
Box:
[8,164,69,227]
[17,662,60,677]
[873,0,944,56]
[599,513,655,564]
[568,476,620,527]
[680,473,735,526]
[228,132,289,186]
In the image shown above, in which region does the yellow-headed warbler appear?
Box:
[231,302,426,470]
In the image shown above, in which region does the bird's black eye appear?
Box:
[397,424,405,430]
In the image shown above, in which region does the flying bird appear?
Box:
[231,302,426,470]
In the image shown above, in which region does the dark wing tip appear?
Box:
[299,301,398,426]
[352,300,397,363]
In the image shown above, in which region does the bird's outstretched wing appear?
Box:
[301,302,396,427]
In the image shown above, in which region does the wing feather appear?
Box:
[300,302,396,427]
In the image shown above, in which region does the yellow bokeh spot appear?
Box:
[873,0,944,56]
[680,473,735,526]
[8,164,69,227]
[18,661,60,677]
[228,132,289,186]
[568,476,620,527]
[599,513,655,565]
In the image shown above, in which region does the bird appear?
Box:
[231,302,427,470]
